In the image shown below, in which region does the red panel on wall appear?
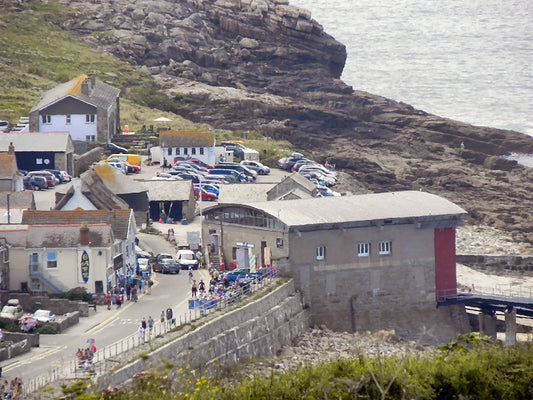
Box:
[434,227,457,300]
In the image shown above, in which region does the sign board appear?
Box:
[187,231,201,245]
[236,241,254,248]
[80,250,90,283]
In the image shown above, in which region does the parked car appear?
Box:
[23,175,48,190]
[220,141,247,158]
[44,169,67,183]
[208,169,248,183]
[0,120,9,133]
[184,158,214,169]
[194,182,220,195]
[152,256,180,274]
[33,309,55,323]
[222,268,264,284]
[176,249,199,270]
[107,161,128,174]
[240,160,270,175]
[106,142,128,154]
[194,187,218,201]
[216,163,257,181]
[0,299,24,320]
[59,171,72,182]
[27,170,55,187]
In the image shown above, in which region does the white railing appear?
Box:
[23,274,279,396]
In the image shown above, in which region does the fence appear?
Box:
[23,273,279,396]
[437,284,533,303]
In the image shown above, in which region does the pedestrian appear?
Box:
[141,317,147,331]
[147,315,154,336]
[166,307,173,328]
[191,280,198,298]
[132,286,138,302]
[147,278,153,294]
[138,324,145,342]
[160,310,165,324]
[199,279,205,294]
[115,293,122,309]
[105,292,111,310]
[126,284,131,301]
[188,266,193,282]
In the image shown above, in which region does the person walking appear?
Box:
[166,307,173,329]
[188,266,194,283]
[147,316,154,337]
[138,324,145,343]
[191,280,198,298]
[147,278,153,294]
[105,292,111,310]
[160,310,165,325]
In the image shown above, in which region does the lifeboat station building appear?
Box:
[202,191,470,340]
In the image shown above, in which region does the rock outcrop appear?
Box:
[56,0,533,244]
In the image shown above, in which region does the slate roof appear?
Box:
[139,180,193,201]
[30,74,120,112]
[0,132,72,152]
[0,191,35,209]
[205,191,467,229]
[217,183,277,203]
[21,209,132,240]
[92,163,148,195]
[159,130,215,147]
[266,172,316,199]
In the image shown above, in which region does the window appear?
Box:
[167,147,172,156]
[66,115,71,124]
[47,252,58,269]
[316,245,326,261]
[85,114,96,123]
[379,241,392,255]
[41,115,51,124]
[357,242,371,257]
[199,147,204,155]
[176,148,180,155]
[184,147,188,155]
[191,148,196,155]
[85,135,96,142]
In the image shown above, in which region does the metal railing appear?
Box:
[437,284,533,303]
[23,273,279,396]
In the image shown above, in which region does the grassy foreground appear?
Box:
[56,336,533,400]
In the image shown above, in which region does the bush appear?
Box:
[57,287,92,302]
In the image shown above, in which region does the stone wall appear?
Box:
[95,280,308,390]
[457,255,533,274]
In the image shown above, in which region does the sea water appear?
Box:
[289,0,533,138]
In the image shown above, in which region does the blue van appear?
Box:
[208,169,248,183]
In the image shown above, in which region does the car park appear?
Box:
[194,182,220,195]
[240,160,270,175]
[208,168,248,183]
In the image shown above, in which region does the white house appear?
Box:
[158,130,216,167]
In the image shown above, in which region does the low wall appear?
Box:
[0,332,39,361]
[457,255,533,274]
[96,280,308,390]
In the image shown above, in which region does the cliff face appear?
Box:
[59,0,533,244]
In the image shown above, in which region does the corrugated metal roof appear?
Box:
[218,183,276,203]
[30,74,120,112]
[209,191,466,228]
[140,180,193,201]
[0,132,72,151]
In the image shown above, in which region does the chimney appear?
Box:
[89,73,96,87]
[7,142,15,155]
[80,224,90,246]
[81,80,90,95]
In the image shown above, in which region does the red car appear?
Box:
[194,187,218,201]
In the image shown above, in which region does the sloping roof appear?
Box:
[206,191,467,228]
[30,74,120,112]
[25,224,114,248]
[218,183,276,203]
[0,153,19,177]
[140,180,193,201]
[22,209,132,240]
[92,163,148,195]
[0,132,72,152]
[266,172,317,198]
[159,130,215,147]
[55,174,130,210]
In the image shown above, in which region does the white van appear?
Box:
[176,249,199,270]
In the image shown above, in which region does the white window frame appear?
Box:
[316,245,326,261]
[357,242,371,257]
[46,252,58,269]
[66,115,71,124]
[191,147,197,155]
[85,135,96,142]
[41,115,51,124]
[85,114,96,123]
[379,240,392,255]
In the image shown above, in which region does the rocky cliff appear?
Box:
[58,0,533,244]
